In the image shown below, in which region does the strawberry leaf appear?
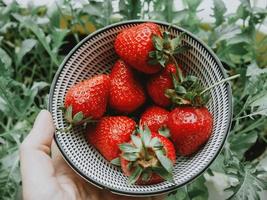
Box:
[152,166,174,183]
[158,127,170,138]
[122,153,138,161]
[152,35,163,50]
[131,134,142,149]
[110,157,121,166]
[141,125,152,146]
[119,143,140,153]
[64,105,73,123]
[127,161,135,170]
[128,165,142,184]
[170,36,182,50]
[173,45,191,55]
[141,170,152,182]
[162,31,170,46]
[155,150,173,173]
[158,59,166,67]
[184,75,198,83]
[72,111,84,124]
[150,137,163,149]
[175,85,187,94]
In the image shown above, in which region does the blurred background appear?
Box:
[0,0,267,199]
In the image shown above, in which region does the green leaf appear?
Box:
[122,153,138,161]
[141,171,152,182]
[152,166,173,182]
[141,125,152,146]
[246,62,267,77]
[0,48,11,68]
[17,39,36,65]
[13,15,59,65]
[119,143,140,153]
[158,127,170,138]
[119,0,142,19]
[127,161,134,170]
[228,132,258,159]
[158,58,166,67]
[51,28,69,52]
[184,75,198,83]
[212,0,227,26]
[149,51,157,58]
[0,48,13,77]
[150,137,163,149]
[173,45,191,55]
[155,150,173,173]
[236,3,250,20]
[225,162,267,200]
[72,112,84,124]
[184,0,202,11]
[0,148,21,200]
[152,35,163,50]
[175,85,187,94]
[166,175,208,200]
[128,165,142,184]
[170,36,182,50]
[64,106,73,123]
[30,81,49,91]
[226,33,250,46]
[131,134,142,149]
[110,157,121,166]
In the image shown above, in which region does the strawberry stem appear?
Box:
[170,55,184,82]
[199,74,240,95]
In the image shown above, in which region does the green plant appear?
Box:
[0,0,267,199]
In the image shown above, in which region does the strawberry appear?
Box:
[165,68,239,156]
[109,60,146,113]
[118,126,176,185]
[64,74,110,125]
[87,116,136,161]
[114,23,162,74]
[147,63,183,107]
[139,106,169,134]
[167,107,213,156]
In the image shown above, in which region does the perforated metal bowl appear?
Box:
[49,20,232,197]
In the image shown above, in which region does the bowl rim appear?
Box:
[48,19,233,196]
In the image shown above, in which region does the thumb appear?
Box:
[22,109,55,151]
[20,110,57,199]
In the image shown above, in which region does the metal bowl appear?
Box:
[49,20,232,197]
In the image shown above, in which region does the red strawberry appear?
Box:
[115,23,162,74]
[167,107,213,156]
[147,63,183,107]
[64,74,110,124]
[109,60,146,113]
[87,116,136,161]
[139,106,169,133]
[119,127,176,185]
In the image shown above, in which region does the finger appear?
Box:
[20,110,59,198]
[51,140,66,167]
[23,109,55,151]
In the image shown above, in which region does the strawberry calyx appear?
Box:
[58,105,97,132]
[149,31,190,68]
[158,126,171,138]
[116,126,174,184]
[165,66,209,107]
[165,66,240,107]
[148,28,240,107]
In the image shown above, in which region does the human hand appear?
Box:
[20,110,164,200]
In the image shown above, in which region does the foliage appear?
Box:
[0,0,267,199]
